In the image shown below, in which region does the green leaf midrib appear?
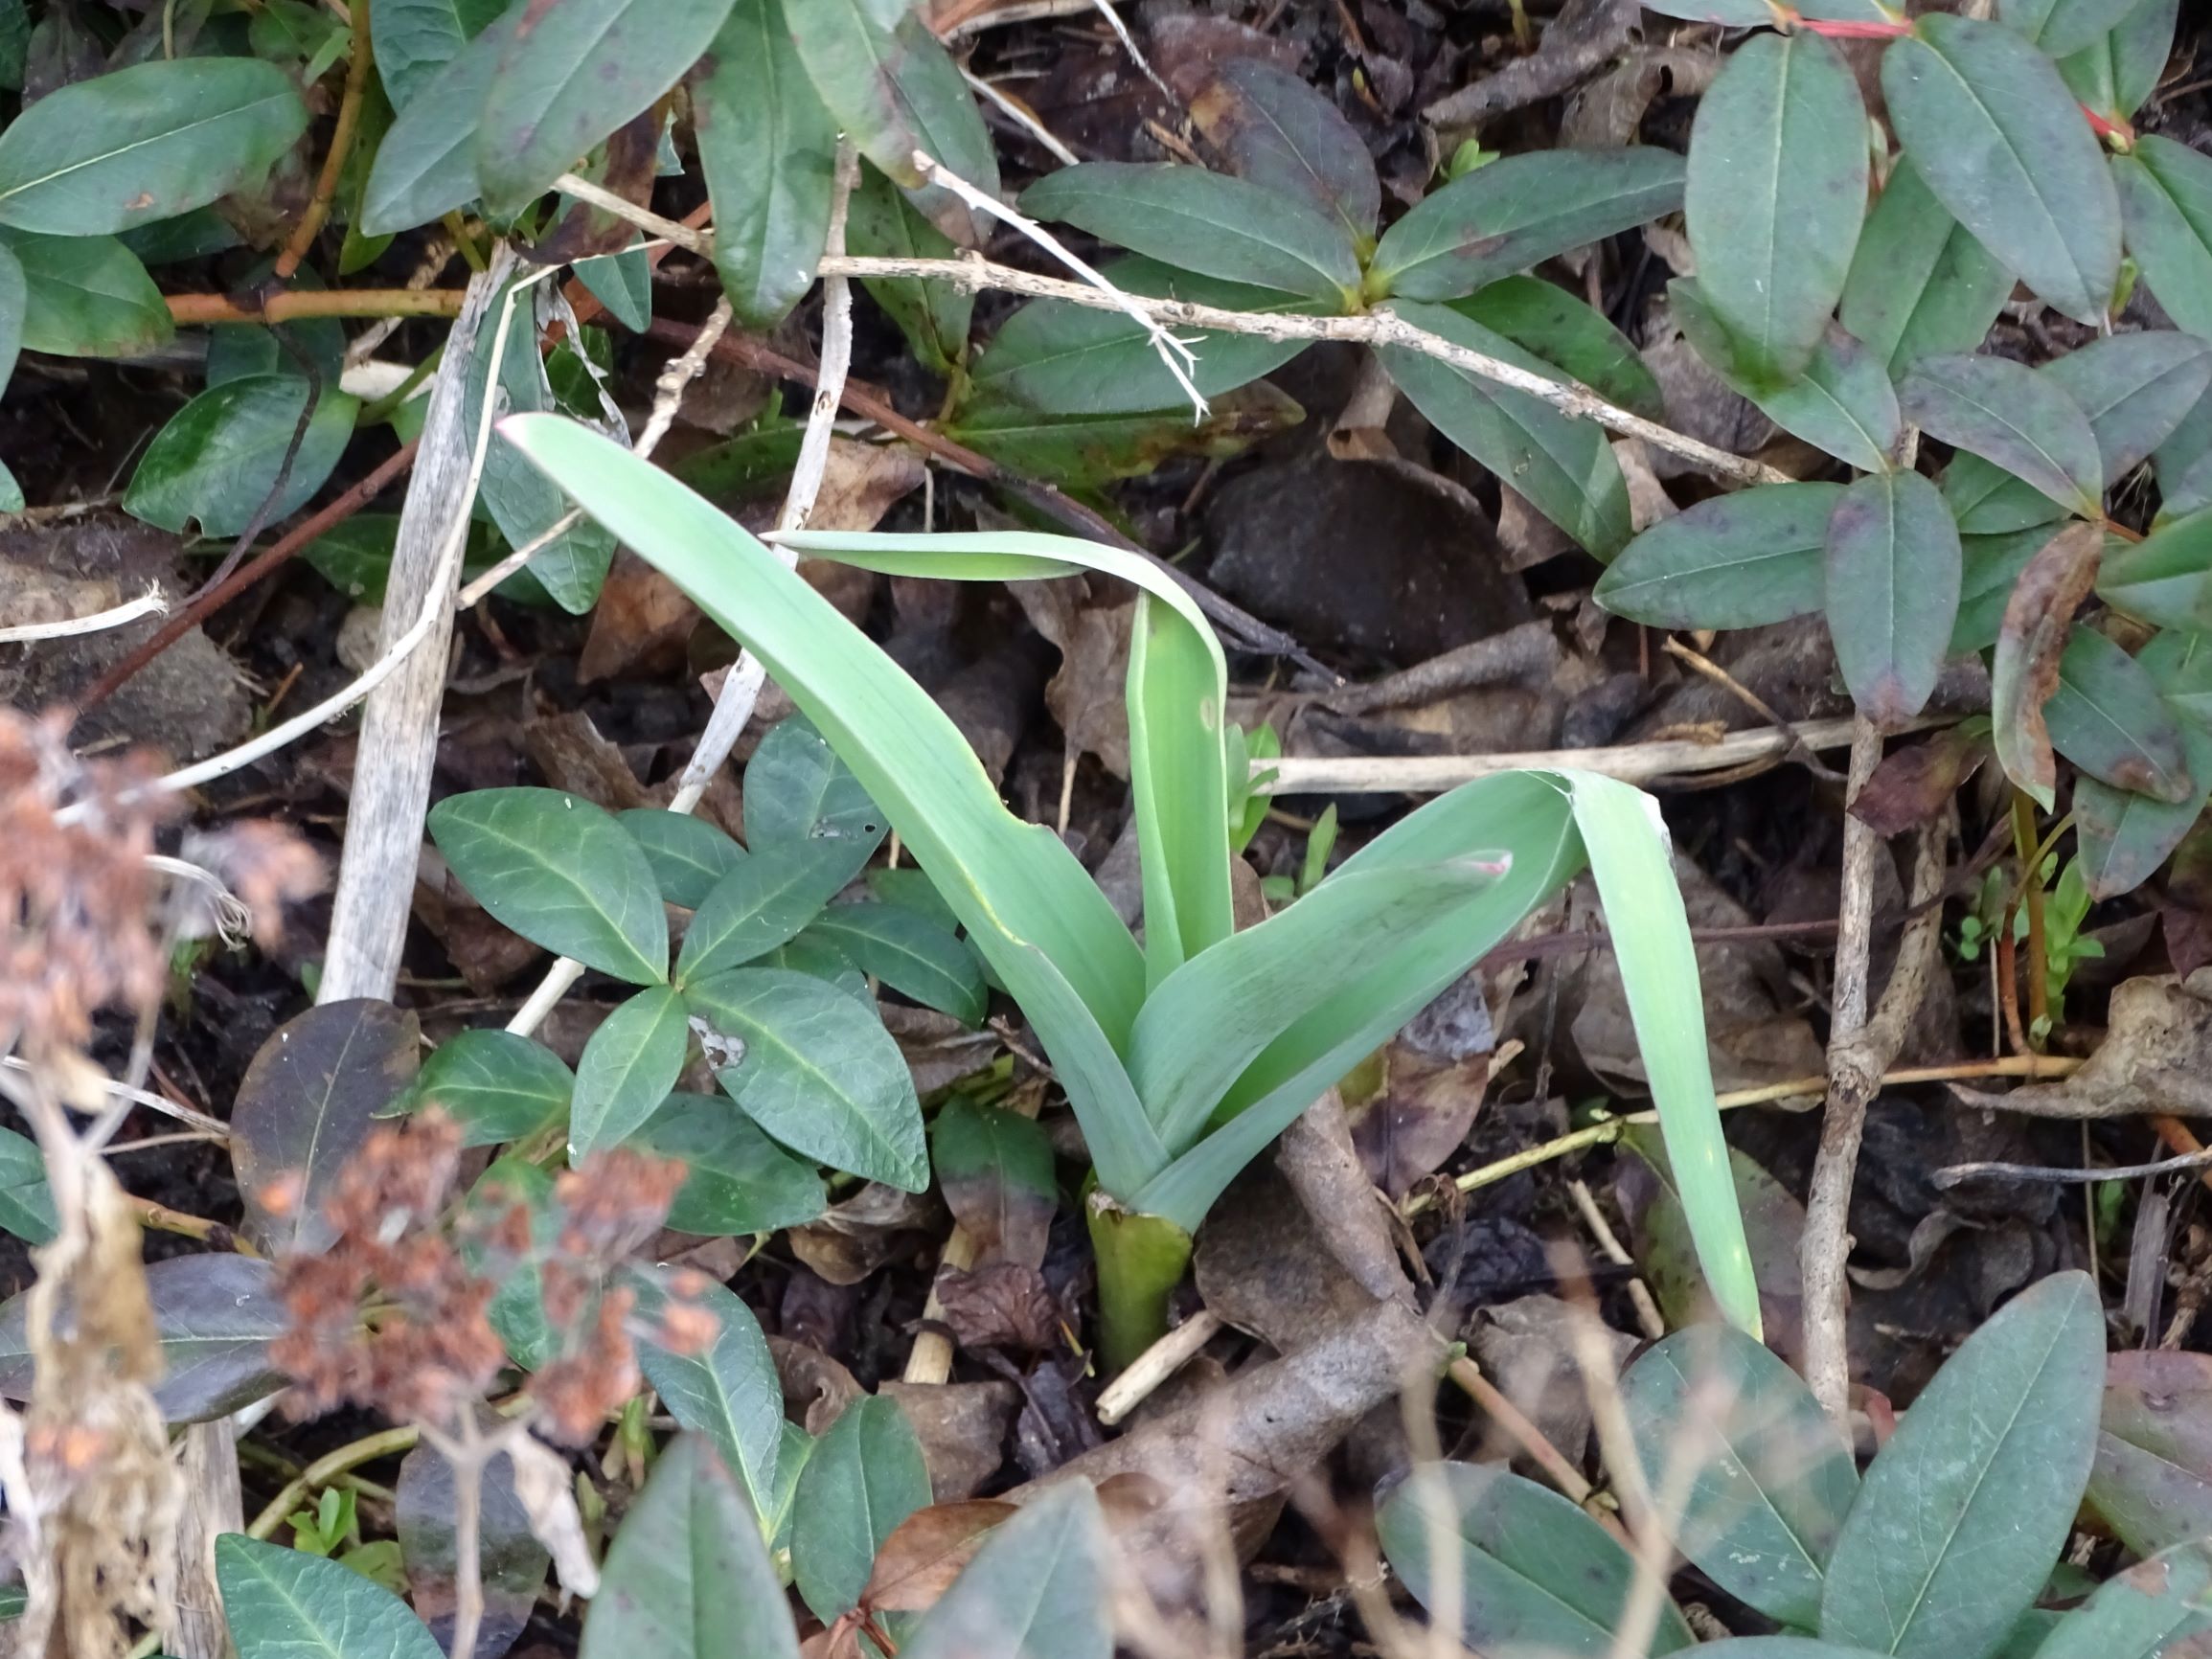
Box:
[0,81,294,215]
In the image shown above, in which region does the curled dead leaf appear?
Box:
[860,1500,1017,1613]
[1992,522,2101,808]
[1851,723,1992,837]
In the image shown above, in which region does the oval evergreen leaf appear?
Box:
[217,1534,444,1659]
[428,787,669,986]
[1999,0,2152,63]
[0,58,307,236]
[0,229,171,357]
[628,1271,786,1509]
[803,902,988,1026]
[1883,14,2121,326]
[359,15,507,237]
[676,839,858,985]
[1824,469,1962,725]
[1672,279,1900,471]
[1593,483,1841,629]
[1818,1270,2107,1659]
[2115,136,2212,344]
[2045,625,2195,802]
[617,808,746,910]
[1453,275,1666,422]
[371,0,509,113]
[570,986,691,1158]
[405,1029,573,1148]
[2101,506,2212,630]
[1684,32,1866,380]
[2044,330,2212,477]
[1194,57,1380,244]
[1840,157,2017,375]
[124,375,359,538]
[901,1481,1112,1659]
[685,966,928,1190]
[793,1396,933,1622]
[2075,632,2212,896]
[627,1092,827,1234]
[2061,0,2179,125]
[1900,353,2104,513]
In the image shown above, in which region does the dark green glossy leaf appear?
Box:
[0,238,21,394]
[1819,1270,2106,1659]
[744,716,889,862]
[396,1429,549,1656]
[618,809,745,910]
[784,0,996,243]
[628,1272,785,1510]
[1953,527,2063,653]
[577,1433,800,1659]
[2037,1537,2212,1659]
[1371,147,1684,304]
[762,934,870,1000]
[793,1396,932,1621]
[969,255,1314,417]
[2157,384,2212,517]
[627,1091,827,1234]
[125,375,359,538]
[359,14,507,236]
[1900,353,2103,513]
[932,1098,1058,1266]
[233,999,421,1255]
[1632,0,1775,21]
[676,838,856,984]
[2000,0,2153,60]
[1620,1325,1858,1628]
[2116,137,2212,344]
[1451,275,1664,423]
[570,985,690,1157]
[1672,279,1900,471]
[2044,330,2212,477]
[2087,1349,2212,1556]
[217,1534,443,1659]
[0,229,170,356]
[2102,507,2212,629]
[1380,299,1631,558]
[467,1163,554,1371]
[1684,32,1866,379]
[686,966,928,1190]
[1593,483,1840,628]
[405,1028,572,1147]
[1884,14,2121,326]
[1945,455,2068,536]
[1840,157,2016,375]
[2075,632,2212,896]
[0,1127,52,1245]
[947,383,1303,489]
[430,787,668,984]
[370,0,508,113]
[0,58,307,235]
[803,901,987,1025]
[1824,469,1962,724]
[1378,1463,1694,1657]
[2045,625,2195,801]
[901,1481,1111,1659]
[574,245,650,332]
[695,0,835,330]
[2061,0,2178,122]
[1020,162,1360,305]
[1192,57,1380,245]
[474,0,736,216]
[847,160,970,375]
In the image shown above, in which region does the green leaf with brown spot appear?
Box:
[2045,625,2195,802]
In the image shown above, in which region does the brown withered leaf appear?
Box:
[1992,521,2101,806]
[881,1379,1017,1500]
[521,712,649,810]
[860,1501,1017,1613]
[414,849,545,992]
[1347,976,1495,1198]
[934,1261,1064,1353]
[810,437,926,534]
[1955,971,2212,1120]
[788,1183,940,1285]
[767,1334,863,1436]
[1852,724,1993,837]
[532,110,657,265]
[578,553,700,684]
[1196,1159,1382,1356]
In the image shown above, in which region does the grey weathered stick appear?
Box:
[319,248,518,1002]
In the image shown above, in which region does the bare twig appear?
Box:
[1095,1310,1225,1425]
[1936,1145,2212,1185]
[166,289,466,324]
[961,66,1082,165]
[0,584,166,644]
[273,0,373,280]
[1566,1180,1664,1340]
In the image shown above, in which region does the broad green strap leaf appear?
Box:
[2045,329,2212,475]
[1824,469,1962,724]
[686,966,928,1191]
[403,1028,572,1147]
[1999,0,2152,62]
[618,807,745,909]
[570,985,690,1157]
[629,1272,785,1510]
[1684,32,1866,381]
[675,838,856,984]
[784,0,997,243]
[1621,1326,1858,1628]
[0,58,307,236]
[793,1397,932,1621]
[1900,353,2104,514]
[2076,631,2212,896]
[1196,57,1380,245]
[1453,276,1665,423]
[370,0,508,112]
[125,375,359,538]
[1,228,170,357]
[428,787,669,985]
[804,901,987,1025]
[629,1091,827,1234]
[1020,162,1361,306]
[768,527,1233,992]
[2061,0,2178,122]
[1378,1463,1695,1657]
[1841,156,2017,375]
[1129,858,1512,1151]
[360,13,508,237]
[1819,1270,2106,1659]
[474,0,737,216]
[2045,625,2195,802]
[578,1432,800,1659]
[1380,299,1632,559]
[1672,279,1900,472]
[1369,147,1685,304]
[1884,14,2121,326]
[694,0,836,330]
[2115,136,2212,343]
[901,1481,1112,1659]
[2038,1538,2212,1659]
[969,256,1318,417]
[2102,506,2212,630]
[1594,483,1839,630]
[217,1534,444,1659]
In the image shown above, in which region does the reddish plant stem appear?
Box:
[273,0,375,282]
[77,440,421,713]
[1792,16,1910,36]
[168,289,467,324]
